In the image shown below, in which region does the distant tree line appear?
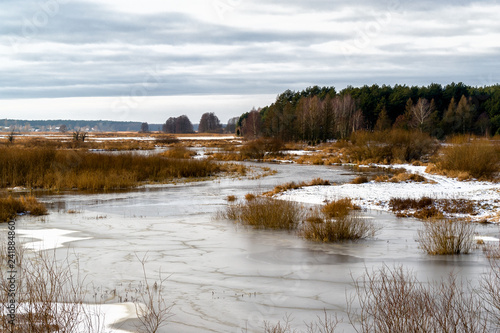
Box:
[161,113,237,134]
[237,83,500,141]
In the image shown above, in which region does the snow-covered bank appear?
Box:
[279,164,500,223]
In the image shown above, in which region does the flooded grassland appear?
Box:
[1,136,500,332]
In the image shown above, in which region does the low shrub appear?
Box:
[351,176,369,184]
[226,195,237,202]
[162,146,196,159]
[350,265,489,332]
[0,195,47,222]
[302,212,375,243]
[240,138,284,159]
[347,129,438,164]
[322,198,359,218]
[244,193,256,201]
[417,219,476,255]
[223,197,302,230]
[309,178,331,186]
[264,178,330,196]
[389,172,426,183]
[390,197,476,219]
[0,147,222,190]
[430,137,500,180]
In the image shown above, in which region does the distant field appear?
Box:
[0,132,238,141]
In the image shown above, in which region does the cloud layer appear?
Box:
[0,0,499,121]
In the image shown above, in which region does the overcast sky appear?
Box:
[1,0,499,123]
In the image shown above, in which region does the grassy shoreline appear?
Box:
[0,147,227,191]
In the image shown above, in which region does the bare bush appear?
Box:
[348,265,490,333]
[417,219,476,255]
[0,245,106,332]
[481,256,500,328]
[134,254,173,333]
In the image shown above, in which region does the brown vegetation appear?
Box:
[322,198,360,218]
[302,210,375,243]
[0,147,222,191]
[263,178,330,196]
[240,138,284,159]
[428,136,500,180]
[226,195,237,202]
[0,195,47,222]
[350,176,369,184]
[162,146,196,159]
[389,197,475,219]
[417,219,476,255]
[346,129,438,164]
[222,197,303,230]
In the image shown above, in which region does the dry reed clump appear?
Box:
[417,219,476,255]
[302,209,375,243]
[322,198,359,219]
[349,265,491,333]
[162,146,196,159]
[389,197,476,219]
[154,135,179,145]
[264,178,330,196]
[244,193,256,201]
[222,197,302,230]
[0,147,221,190]
[347,129,438,164]
[0,195,47,222]
[428,137,500,180]
[240,138,284,159]
[350,176,369,184]
[388,172,426,183]
[226,195,237,202]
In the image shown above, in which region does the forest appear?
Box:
[237,83,500,142]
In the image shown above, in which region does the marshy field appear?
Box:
[1,131,500,332]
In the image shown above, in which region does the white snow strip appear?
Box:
[282,150,316,156]
[2,302,139,333]
[279,164,500,222]
[178,136,238,140]
[475,236,500,243]
[17,228,91,251]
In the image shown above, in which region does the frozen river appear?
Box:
[7,162,498,332]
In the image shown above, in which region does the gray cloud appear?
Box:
[0,0,499,115]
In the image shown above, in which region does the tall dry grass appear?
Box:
[322,198,359,219]
[302,213,375,243]
[0,195,47,222]
[429,136,500,180]
[221,197,302,230]
[0,147,221,190]
[302,201,375,243]
[347,129,438,164]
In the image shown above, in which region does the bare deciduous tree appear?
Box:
[410,98,434,131]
